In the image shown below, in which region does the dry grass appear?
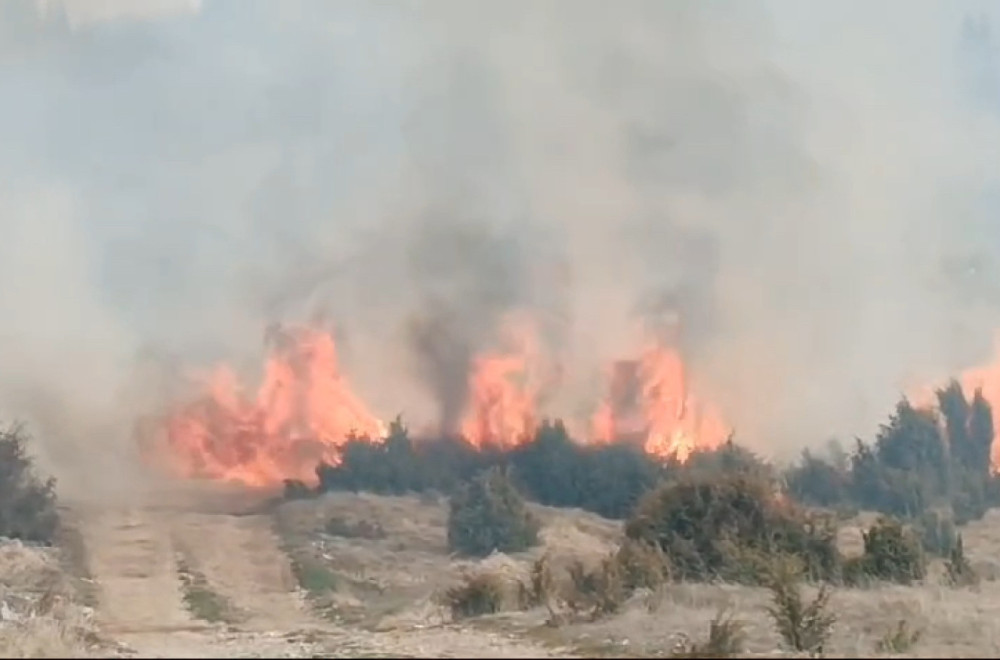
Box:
[0,538,103,658]
[271,493,1000,658]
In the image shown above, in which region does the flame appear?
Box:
[459,315,547,450]
[151,312,734,486]
[154,325,386,487]
[592,338,729,462]
[949,337,1000,471]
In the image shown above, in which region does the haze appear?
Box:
[2,0,1000,495]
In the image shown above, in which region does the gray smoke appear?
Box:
[2,0,1000,496]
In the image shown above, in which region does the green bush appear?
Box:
[624,472,840,583]
[447,467,540,557]
[915,508,957,557]
[944,533,977,587]
[508,420,664,519]
[0,424,58,544]
[844,516,926,585]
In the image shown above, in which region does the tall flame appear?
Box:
[592,338,729,462]
[459,315,549,449]
[949,337,1000,471]
[151,313,733,486]
[155,325,386,487]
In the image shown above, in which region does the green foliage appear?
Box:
[764,556,835,655]
[944,533,978,587]
[508,420,664,518]
[784,448,851,509]
[915,508,957,557]
[684,437,774,483]
[785,386,1000,526]
[313,418,665,520]
[315,418,495,496]
[0,424,58,544]
[447,467,540,558]
[624,472,840,583]
[845,517,926,585]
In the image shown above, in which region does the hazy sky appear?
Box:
[3,0,1000,491]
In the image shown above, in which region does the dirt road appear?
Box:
[69,485,570,658]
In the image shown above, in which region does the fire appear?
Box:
[151,313,733,487]
[459,315,548,450]
[592,338,729,462]
[154,324,386,487]
[948,337,1000,471]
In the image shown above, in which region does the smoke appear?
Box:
[2,0,1000,494]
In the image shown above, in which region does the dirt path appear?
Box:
[71,488,323,658]
[69,486,575,658]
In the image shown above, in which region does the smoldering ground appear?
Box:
[1,0,1000,495]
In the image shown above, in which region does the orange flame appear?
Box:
[949,337,1000,471]
[592,338,729,462]
[459,315,548,450]
[155,325,386,487]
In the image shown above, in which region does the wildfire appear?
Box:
[946,337,1000,471]
[150,314,732,487]
[591,338,730,462]
[154,324,386,487]
[459,315,550,450]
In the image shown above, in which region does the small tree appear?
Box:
[0,424,59,544]
[845,516,926,585]
[447,467,540,557]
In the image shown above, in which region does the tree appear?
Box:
[0,425,58,544]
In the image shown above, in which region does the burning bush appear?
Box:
[447,466,540,558]
[0,424,58,545]
[624,472,840,583]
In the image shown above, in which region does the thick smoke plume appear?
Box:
[2,0,1000,495]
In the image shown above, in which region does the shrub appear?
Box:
[684,437,774,484]
[764,555,835,655]
[671,608,746,658]
[509,421,664,519]
[944,533,977,587]
[323,516,386,540]
[613,538,671,591]
[624,472,840,583]
[442,571,507,619]
[447,467,540,557]
[916,508,957,557]
[784,448,851,509]
[876,619,922,654]
[0,425,58,544]
[845,516,926,585]
[564,556,626,620]
[283,479,313,500]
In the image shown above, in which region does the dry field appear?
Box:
[2,487,1000,657]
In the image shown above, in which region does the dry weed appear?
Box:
[671,607,747,658]
[765,556,835,655]
[875,619,922,654]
